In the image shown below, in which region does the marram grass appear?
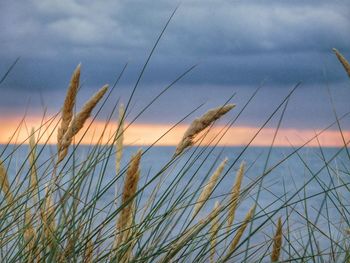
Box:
[0,48,349,263]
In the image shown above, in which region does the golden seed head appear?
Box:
[227,204,255,257]
[116,103,125,176]
[271,217,283,262]
[114,149,142,249]
[175,104,235,156]
[228,161,246,228]
[57,64,81,148]
[333,48,350,78]
[57,84,109,164]
[193,158,228,217]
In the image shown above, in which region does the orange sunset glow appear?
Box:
[0,116,348,148]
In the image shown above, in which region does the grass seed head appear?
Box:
[114,149,142,249]
[175,104,235,156]
[29,127,38,203]
[57,64,81,149]
[333,48,350,78]
[57,84,108,163]
[193,158,228,217]
[116,103,125,176]
[271,217,283,262]
[228,161,246,228]
[226,204,256,258]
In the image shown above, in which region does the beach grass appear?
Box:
[0,23,349,262]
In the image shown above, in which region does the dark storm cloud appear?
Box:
[0,0,349,128]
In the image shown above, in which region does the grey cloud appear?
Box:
[0,0,349,129]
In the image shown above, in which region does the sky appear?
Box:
[0,0,349,146]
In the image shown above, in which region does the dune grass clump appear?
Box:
[0,46,349,263]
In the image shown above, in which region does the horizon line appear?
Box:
[0,116,349,148]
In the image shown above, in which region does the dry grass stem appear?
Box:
[227,162,245,229]
[210,201,220,263]
[57,64,81,149]
[116,103,125,176]
[333,48,350,78]
[57,85,108,163]
[174,104,235,156]
[271,217,283,262]
[115,103,125,206]
[192,158,228,217]
[29,127,38,204]
[114,149,142,250]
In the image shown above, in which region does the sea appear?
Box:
[1,145,349,259]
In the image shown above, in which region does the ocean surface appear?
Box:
[1,144,349,257]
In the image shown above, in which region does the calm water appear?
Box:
[1,144,349,257]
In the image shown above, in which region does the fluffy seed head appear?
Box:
[333,48,350,78]
[175,104,235,156]
[115,103,125,176]
[41,184,56,248]
[114,103,125,207]
[24,208,36,262]
[193,158,228,217]
[271,217,283,262]
[57,64,81,149]
[227,204,255,257]
[228,161,245,228]
[114,149,142,249]
[84,240,94,263]
[57,85,108,163]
